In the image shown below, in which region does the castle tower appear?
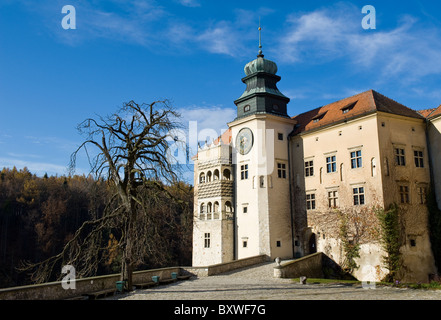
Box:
[192,132,235,266]
[228,25,296,260]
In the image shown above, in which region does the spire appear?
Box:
[258,17,264,57]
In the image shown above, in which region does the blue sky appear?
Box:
[1,0,441,183]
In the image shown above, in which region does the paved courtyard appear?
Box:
[108,262,441,300]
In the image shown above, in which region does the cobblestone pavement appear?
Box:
[108,262,441,300]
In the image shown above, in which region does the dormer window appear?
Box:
[244,105,250,112]
[312,112,327,123]
[341,101,357,114]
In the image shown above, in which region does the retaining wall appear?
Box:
[0,255,267,300]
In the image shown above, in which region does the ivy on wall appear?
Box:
[427,187,441,273]
[376,204,401,282]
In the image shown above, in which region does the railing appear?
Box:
[198,210,234,221]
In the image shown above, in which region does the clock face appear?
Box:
[236,127,254,155]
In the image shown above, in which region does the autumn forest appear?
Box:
[0,166,194,288]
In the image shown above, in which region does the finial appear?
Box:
[258,17,263,57]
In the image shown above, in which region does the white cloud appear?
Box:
[0,157,70,177]
[175,0,200,7]
[277,5,441,82]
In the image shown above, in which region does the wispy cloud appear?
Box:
[276,4,441,82]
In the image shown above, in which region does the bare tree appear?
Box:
[22,100,186,290]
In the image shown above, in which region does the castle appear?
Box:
[191,42,441,283]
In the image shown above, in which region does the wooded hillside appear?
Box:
[0,167,193,288]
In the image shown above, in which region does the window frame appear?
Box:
[305,160,314,177]
[326,155,337,173]
[277,162,287,179]
[414,150,424,168]
[328,190,339,208]
[350,150,362,169]
[399,185,410,204]
[306,193,316,210]
[204,233,211,248]
[240,164,249,180]
[394,148,406,166]
[353,187,365,205]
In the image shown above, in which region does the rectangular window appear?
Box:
[414,150,424,168]
[394,148,406,166]
[417,187,427,204]
[326,156,336,173]
[278,133,283,140]
[305,161,314,177]
[328,190,339,208]
[240,164,248,180]
[243,206,248,213]
[276,241,281,247]
[350,150,362,169]
[353,187,365,205]
[204,233,211,248]
[399,185,410,204]
[306,193,316,210]
[277,163,286,179]
[243,240,248,248]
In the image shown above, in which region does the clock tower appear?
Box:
[228,26,296,261]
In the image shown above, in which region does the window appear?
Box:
[199,173,205,184]
[394,148,406,166]
[240,164,248,180]
[350,150,362,169]
[341,101,356,114]
[418,187,427,204]
[328,190,338,208]
[260,176,265,187]
[326,156,337,173]
[244,105,250,112]
[276,241,281,247]
[204,233,211,248]
[305,161,314,177]
[278,133,283,140]
[306,193,316,210]
[243,206,248,213]
[353,187,365,205]
[277,163,286,179]
[414,150,424,168]
[399,185,410,204]
[243,240,248,248]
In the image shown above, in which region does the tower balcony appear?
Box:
[198,210,234,221]
[197,179,234,199]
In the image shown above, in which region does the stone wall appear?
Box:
[0,267,180,300]
[273,252,324,278]
[0,255,267,300]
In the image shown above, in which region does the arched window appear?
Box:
[206,171,212,182]
[371,158,377,177]
[207,202,212,213]
[200,203,205,213]
[225,201,233,213]
[199,172,205,184]
[213,201,219,212]
[213,169,220,181]
[223,168,231,180]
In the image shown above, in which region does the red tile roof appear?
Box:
[291,90,424,134]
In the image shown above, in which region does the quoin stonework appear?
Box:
[192,43,441,283]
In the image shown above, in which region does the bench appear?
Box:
[82,288,116,300]
[133,281,158,289]
[159,278,177,285]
